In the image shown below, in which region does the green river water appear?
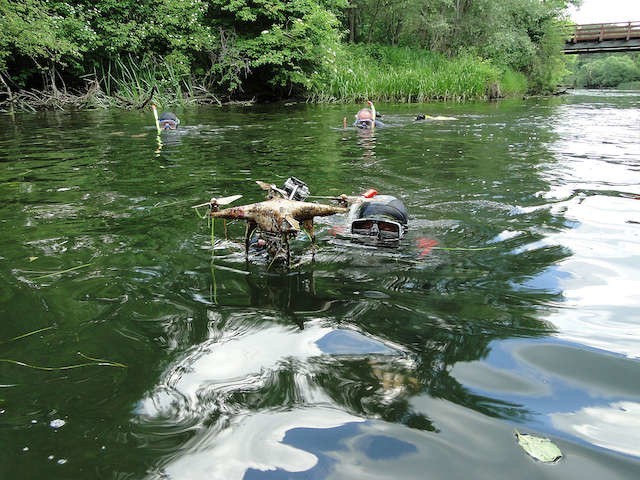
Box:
[1,91,639,479]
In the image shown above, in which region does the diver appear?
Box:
[151,104,181,131]
[347,190,408,246]
[271,179,408,247]
[353,101,384,129]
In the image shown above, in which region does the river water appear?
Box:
[1,90,639,479]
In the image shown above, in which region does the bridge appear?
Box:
[564,22,640,54]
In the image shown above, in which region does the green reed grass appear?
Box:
[96,54,196,108]
[500,69,528,96]
[308,44,526,103]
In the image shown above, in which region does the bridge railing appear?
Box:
[566,21,640,43]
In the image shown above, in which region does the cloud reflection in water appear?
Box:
[159,407,364,479]
[551,401,640,457]
[136,311,419,478]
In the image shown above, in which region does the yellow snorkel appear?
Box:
[151,103,161,134]
[151,103,163,153]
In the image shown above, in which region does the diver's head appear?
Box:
[158,112,180,130]
[355,108,374,129]
[349,194,408,246]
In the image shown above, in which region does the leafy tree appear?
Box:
[573,54,640,88]
[0,0,585,105]
[342,0,578,93]
[206,0,346,97]
[73,0,216,60]
[0,0,216,91]
[0,0,95,86]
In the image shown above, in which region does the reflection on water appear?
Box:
[551,401,640,457]
[1,92,640,479]
[542,95,640,358]
[156,407,365,480]
[452,337,640,463]
[355,127,378,165]
[136,308,417,421]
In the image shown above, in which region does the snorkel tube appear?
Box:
[151,104,161,134]
[367,100,376,131]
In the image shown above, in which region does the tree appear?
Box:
[340,0,579,93]
[0,0,95,88]
[574,54,640,88]
[205,0,347,97]
[1,0,584,103]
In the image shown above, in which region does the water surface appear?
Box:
[1,91,639,479]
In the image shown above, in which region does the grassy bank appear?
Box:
[0,55,221,112]
[307,45,527,103]
[1,46,528,112]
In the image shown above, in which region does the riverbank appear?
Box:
[307,45,527,103]
[0,46,528,113]
[0,79,222,114]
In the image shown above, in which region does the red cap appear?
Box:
[362,189,378,198]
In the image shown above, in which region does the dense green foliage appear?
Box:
[206,0,345,95]
[568,53,640,89]
[343,0,575,94]
[0,0,578,108]
[308,44,528,102]
[349,0,574,81]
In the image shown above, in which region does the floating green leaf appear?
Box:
[515,430,563,463]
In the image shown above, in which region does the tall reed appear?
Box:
[95,54,199,108]
[308,44,525,103]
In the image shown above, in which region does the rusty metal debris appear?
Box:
[194,180,347,267]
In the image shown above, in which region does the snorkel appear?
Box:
[151,104,161,134]
[367,100,376,131]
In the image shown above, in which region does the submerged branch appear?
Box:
[0,352,127,371]
[27,263,92,280]
[2,326,55,344]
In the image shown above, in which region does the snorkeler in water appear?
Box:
[353,101,384,129]
[151,104,180,131]
[347,190,408,245]
[157,111,180,130]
